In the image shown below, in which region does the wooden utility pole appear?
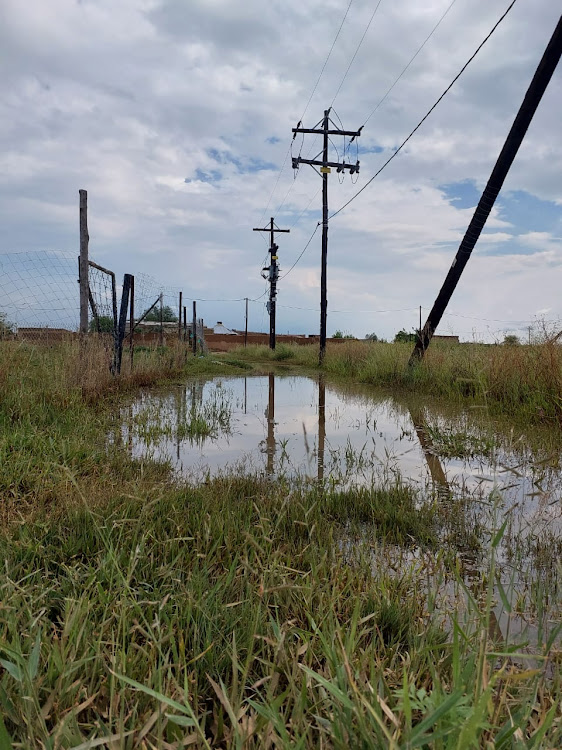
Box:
[244,297,248,347]
[253,218,289,350]
[159,293,163,347]
[129,275,135,371]
[178,292,182,340]
[183,306,187,341]
[410,14,562,364]
[79,189,89,335]
[292,109,361,364]
[192,300,197,355]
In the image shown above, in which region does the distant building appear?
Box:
[213,321,238,335]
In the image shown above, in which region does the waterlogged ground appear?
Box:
[116,372,562,644]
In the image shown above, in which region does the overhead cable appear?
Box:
[331,0,385,107]
[362,0,459,127]
[329,0,519,220]
[257,0,355,224]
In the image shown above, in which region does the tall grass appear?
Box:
[0,341,560,747]
[234,340,562,423]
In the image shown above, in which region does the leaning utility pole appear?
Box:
[253,218,290,350]
[410,14,562,365]
[292,108,361,364]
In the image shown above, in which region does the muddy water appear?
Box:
[119,372,562,644]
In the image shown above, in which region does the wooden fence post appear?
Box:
[79,190,89,335]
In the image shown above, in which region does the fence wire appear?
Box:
[88,263,116,333]
[0,251,79,335]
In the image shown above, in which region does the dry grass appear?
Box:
[0,341,560,747]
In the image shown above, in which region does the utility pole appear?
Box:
[192,300,197,355]
[253,218,290,350]
[292,109,362,364]
[410,15,562,364]
[244,297,248,347]
[178,292,182,341]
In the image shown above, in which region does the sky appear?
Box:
[1,0,561,341]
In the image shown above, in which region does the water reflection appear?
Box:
[118,372,561,646]
[266,372,275,476]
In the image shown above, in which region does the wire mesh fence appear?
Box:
[0,251,208,365]
[0,251,79,339]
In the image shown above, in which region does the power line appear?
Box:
[279,223,321,279]
[279,304,419,313]
[302,0,356,120]
[331,0,385,107]
[257,0,355,225]
[329,0,519,220]
[361,0,459,127]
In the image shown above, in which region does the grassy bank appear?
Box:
[230,340,562,424]
[1,341,561,747]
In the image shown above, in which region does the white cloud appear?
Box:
[0,0,561,341]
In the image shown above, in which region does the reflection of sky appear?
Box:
[125,374,562,538]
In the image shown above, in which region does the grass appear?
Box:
[232,340,562,424]
[0,340,561,747]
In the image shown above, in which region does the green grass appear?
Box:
[0,340,560,747]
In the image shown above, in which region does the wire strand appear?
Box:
[330,0,519,220]
[331,0,385,107]
[256,0,355,225]
[362,0,459,127]
[279,223,321,280]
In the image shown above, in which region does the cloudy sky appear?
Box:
[1,0,561,341]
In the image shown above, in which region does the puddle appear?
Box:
[115,372,562,645]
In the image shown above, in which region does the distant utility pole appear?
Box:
[292,108,362,364]
[244,297,248,348]
[253,218,290,350]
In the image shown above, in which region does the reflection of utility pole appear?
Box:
[292,109,361,364]
[244,377,247,415]
[407,404,449,491]
[318,375,326,481]
[253,218,290,350]
[266,373,275,475]
[407,401,507,647]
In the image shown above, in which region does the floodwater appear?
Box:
[117,372,562,644]
[120,372,562,514]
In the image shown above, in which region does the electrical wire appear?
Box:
[302,0,356,121]
[362,0,459,127]
[329,0,519,220]
[278,304,420,313]
[257,0,355,225]
[331,0,385,107]
[279,223,321,280]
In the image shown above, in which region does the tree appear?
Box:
[365,332,378,341]
[0,312,14,338]
[503,334,520,345]
[143,304,178,323]
[89,315,114,333]
[394,329,416,343]
[333,330,354,339]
